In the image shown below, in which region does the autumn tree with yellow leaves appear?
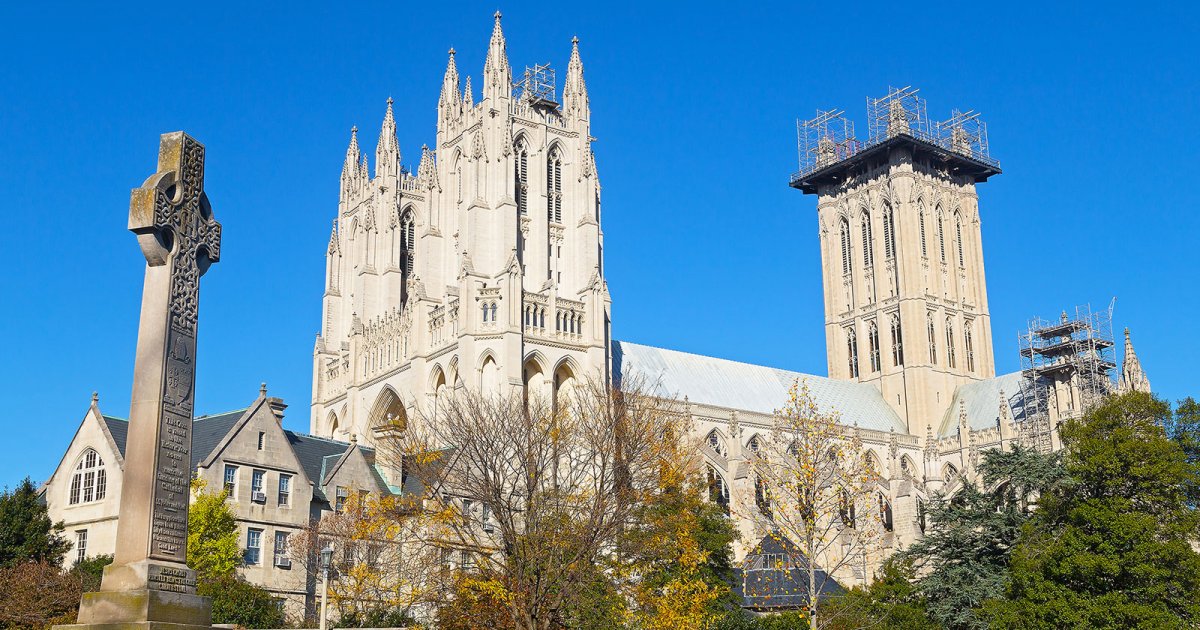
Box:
[384,376,736,630]
[739,379,884,630]
[291,491,444,625]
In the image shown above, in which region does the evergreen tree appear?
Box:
[901,445,1063,629]
[820,558,938,630]
[986,392,1200,629]
[0,477,70,568]
[1166,396,1200,508]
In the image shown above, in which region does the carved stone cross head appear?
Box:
[129,132,222,275]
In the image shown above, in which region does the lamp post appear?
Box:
[319,544,333,630]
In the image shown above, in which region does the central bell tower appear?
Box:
[791,87,1001,434]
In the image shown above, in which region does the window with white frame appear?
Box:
[251,470,265,502]
[75,529,87,564]
[69,449,106,505]
[223,464,237,496]
[278,474,291,506]
[245,528,262,565]
[274,531,289,563]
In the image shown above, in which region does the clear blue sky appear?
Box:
[2,2,1196,488]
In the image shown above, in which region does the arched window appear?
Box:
[927,314,938,364]
[490,303,498,324]
[69,449,106,505]
[946,318,957,368]
[514,138,529,215]
[547,148,563,224]
[747,434,761,454]
[860,211,874,267]
[839,218,852,275]
[838,488,856,529]
[755,476,771,518]
[868,321,881,373]
[936,208,947,263]
[890,313,904,367]
[918,205,928,257]
[481,302,490,323]
[883,205,896,260]
[944,463,958,484]
[846,327,859,378]
[955,211,965,267]
[707,465,729,515]
[964,321,976,373]
[399,210,416,294]
[706,430,726,456]
[879,492,894,532]
[454,155,463,203]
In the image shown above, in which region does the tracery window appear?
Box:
[918,205,928,257]
[868,321,881,373]
[399,211,415,275]
[955,211,965,267]
[936,208,947,263]
[946,318,957,368]
[883,205,896,260]
[927,314,938,364]
[515,139,529,215]
[890,313,904,367]
[861,211,874,267]
[547,148,563,224]
[68,449,106,505]
[706,430,726,457]
[879,492,894,532]
[846,327,860,378]
[707,465,729,515]
[839,218,852,275]
[965,321,976,373]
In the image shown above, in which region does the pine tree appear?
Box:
[986,392,1200,629]
[0,477,70,568]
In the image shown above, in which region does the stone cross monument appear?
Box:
[63,132,221,630]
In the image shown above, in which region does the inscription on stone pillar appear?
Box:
[123,132,221,567]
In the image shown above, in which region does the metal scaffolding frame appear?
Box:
[513,63,557,105]
[1016,303,1117,451]
[792,85,999,182]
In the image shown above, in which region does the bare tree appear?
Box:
[737,379,884,630]
[290,492,444,625]
[382,376,693,630]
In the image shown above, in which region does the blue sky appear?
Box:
[1,1,1196,488]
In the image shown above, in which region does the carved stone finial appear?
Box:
[91,391,99,404]
[350,432,358,443]
[260,382,267,396]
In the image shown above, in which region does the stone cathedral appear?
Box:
[305,14,1151,586]
[43,14,1153,614]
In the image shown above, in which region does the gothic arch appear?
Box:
[368,386,406,432]
[447,355,461,388]
[326,410,340,437]
[552,356,579,412]
[478,351,500,393]
[746,433,763,454]
[705,428,728,457]
[523,354,548,403]
[863,448,884,479]
[900,454,919,478]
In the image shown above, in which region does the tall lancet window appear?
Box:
[883,205,897,260]
[839,218,852,275]
[515,139,529,214]
[547,147,563,224]
[927,313,938,364]
[890,313,904,367]
[918,205,928,257]
[868,321,881,373]
[846,327,859,378]
[954,211,965,267]
[399,210,415,275]
[936,208,947,263]
[861,211,874,267]
[964,321,976,373]
[946,318,957,368]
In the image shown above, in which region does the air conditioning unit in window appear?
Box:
[274,557,292,569]
[252,491,267,503]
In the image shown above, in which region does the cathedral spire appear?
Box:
[438,48,462,130]
[563,36,590,120]
[342,126,361,180]
[1118,327,1151,393]
[375,97,399,178]
[463,75,474,110]
[416,143,436,190]
[482,12,511,102]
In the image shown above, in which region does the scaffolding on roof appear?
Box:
[1016,303,1117,452]
[796,109,862,178]
[513,63,557,105]
[791,85,1000,186]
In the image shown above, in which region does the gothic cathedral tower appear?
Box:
[791,89,1001,435]
[311,14,610,442]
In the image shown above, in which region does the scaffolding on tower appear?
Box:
[795,109,861,180]
[1016,303,1117,452]
[514,63,557,106]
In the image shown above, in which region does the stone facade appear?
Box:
[43,391,389,619]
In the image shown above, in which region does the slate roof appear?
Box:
[99,410,381,501]
[613,341,908,434]
[938,371,1030,436]
[732,534,845,610]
